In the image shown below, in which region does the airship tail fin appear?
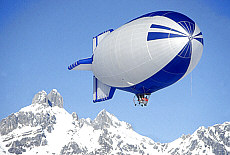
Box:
[93,29,113,52]
[93,76,116,103]
[68,56,93,71]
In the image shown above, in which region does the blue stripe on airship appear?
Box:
[150,24,187,36]
[117,41,192,94]
[194,38,204,45]
[178,41,192,58]
[194,32,202,37]
[147,32,186,41]
[129,11,195,36]
[68,57,93,70]
[128,11,172,23]
[163,12,195,35]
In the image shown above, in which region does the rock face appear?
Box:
[47,89,63,108]
[0,90,229,155]
[32,90,48,105]
[165,123,230,155]
[0,90,60,154]
[32,89,63,108]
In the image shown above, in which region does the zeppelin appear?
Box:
[68,11,203,106]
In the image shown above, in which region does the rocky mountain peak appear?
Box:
[47,89,63,108]
[95,109,117,125]
[32,90,48,105]
[31,89,63,108]
[94,109,132,130]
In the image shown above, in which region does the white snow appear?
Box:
[1,101,229,155]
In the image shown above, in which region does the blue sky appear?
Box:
[0,0,230,143]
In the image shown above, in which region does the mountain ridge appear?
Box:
[0,90,229,154]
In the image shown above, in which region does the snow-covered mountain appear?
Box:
[0,90,229,155]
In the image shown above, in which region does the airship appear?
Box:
[68,11,203,106]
